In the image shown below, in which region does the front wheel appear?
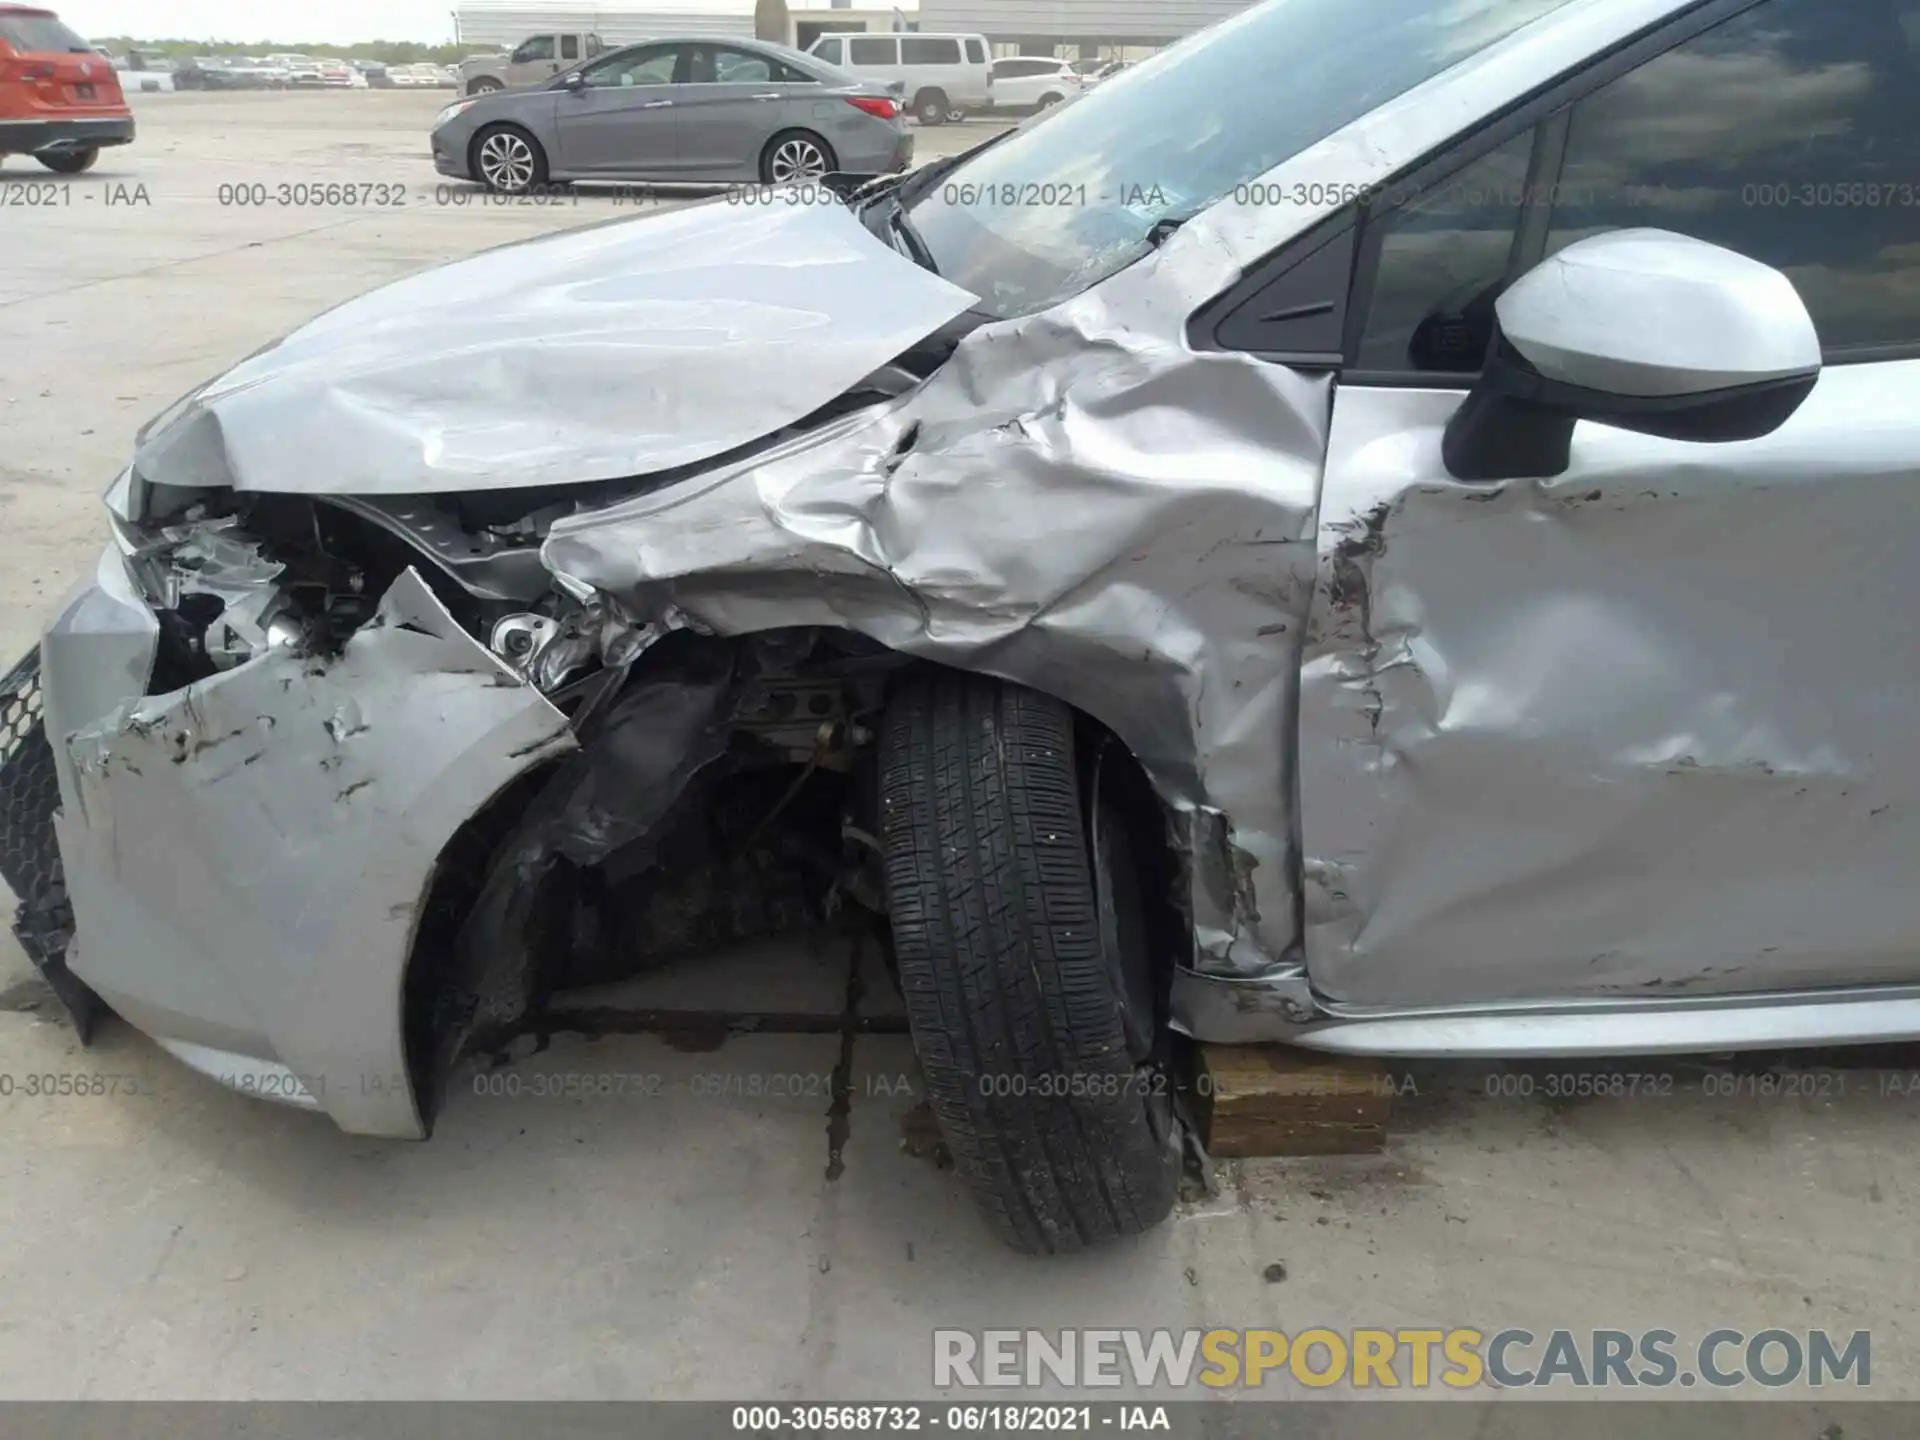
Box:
[36,148,98,174]
[760,130,835,185]
[466,77,503,95]
[880,671,1181,1254]
[471,124,546,194]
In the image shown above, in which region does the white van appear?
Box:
[807,32,991,125]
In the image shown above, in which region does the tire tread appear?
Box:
[880,671,1177,1253]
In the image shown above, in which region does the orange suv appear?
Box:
[0,4,131,173]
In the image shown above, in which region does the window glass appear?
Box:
[849,36,896,65]
[903,37,962,64]
[1546,0,1920,354]
[0,14,89,50]
[814,37,842,63]
[560,35,578,60]
[713,47,773,82]
[512,35,554,63]
[906,0,1572,320]
[584,46,678,86]
[1355,132,1533,372]
[965,38,986,63]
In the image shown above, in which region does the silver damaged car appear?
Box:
[5,0,1919,1253]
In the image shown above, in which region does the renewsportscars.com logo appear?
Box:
[933,1328,1871,1390]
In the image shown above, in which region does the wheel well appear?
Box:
[397,631,1190,1130]
[401,757,565,1132]
[469,119,535,150]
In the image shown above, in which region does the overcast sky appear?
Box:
[65,0,459,44]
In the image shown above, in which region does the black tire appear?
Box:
[466,77,503,95]
[759,129,836,185]
[36,147,97,174]
[880,671,1180,1254]
[912,88,949,126]
[470,124,547,194]
[1037,92,1065,109]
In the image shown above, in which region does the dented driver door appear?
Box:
[1293,0,1920,1010]
[1298,361,1920,1009]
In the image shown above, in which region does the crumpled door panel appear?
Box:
[1301,364,1920,1007]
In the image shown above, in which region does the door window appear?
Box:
[1545,0,1920,356]
[849,36,897,65]
[511,35,554,64]
[560,35,579,61]
[583,46,680,87]
[902,37,962,64]
[814,37,843,64]
[965,38,986,63]
[713,48,772,82]
[1353,133,1534,373]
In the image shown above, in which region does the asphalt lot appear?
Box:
[1,90,1917,1411]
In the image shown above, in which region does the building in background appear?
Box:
[915,0,1248,55]
[452,0,917,50]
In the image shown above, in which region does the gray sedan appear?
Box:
[430,37,912,192]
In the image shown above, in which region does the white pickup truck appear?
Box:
[457,32,603,94]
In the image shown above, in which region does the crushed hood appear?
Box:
[131,199,979,497]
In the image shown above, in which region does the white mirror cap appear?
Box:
[1496,228,1822,399]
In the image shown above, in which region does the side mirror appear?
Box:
[560,70,584,90]
[1442,229,1821,483]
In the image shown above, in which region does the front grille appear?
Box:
[0,646,97,1037]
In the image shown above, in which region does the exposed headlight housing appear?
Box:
[434,99,478,125]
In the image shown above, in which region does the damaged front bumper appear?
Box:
[14,550,574,1136]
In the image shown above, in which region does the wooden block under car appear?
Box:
[1195,1045,1396,1156]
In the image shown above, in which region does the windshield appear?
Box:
[904,0,1575,318]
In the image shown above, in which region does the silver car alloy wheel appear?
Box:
[768,136,828,185]
[477,131,535,193]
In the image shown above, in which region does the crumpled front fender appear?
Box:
[542,285,1335,1026]
[53,569,576,1137]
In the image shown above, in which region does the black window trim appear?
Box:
[1190,0,1920,383]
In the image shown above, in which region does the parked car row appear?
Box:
[97,48,458,90]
